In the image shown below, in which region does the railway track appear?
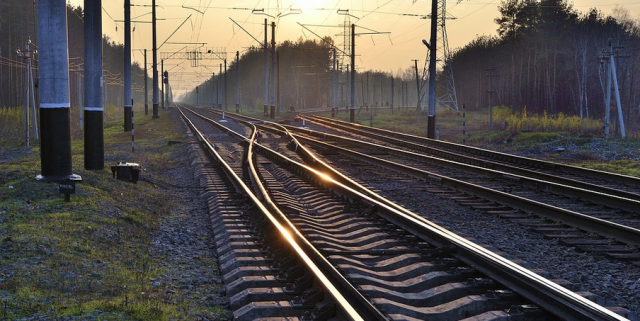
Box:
[211,110,640,262]
[178,106,633,320]
[303,114,640,200]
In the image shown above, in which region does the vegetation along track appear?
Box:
[182,106,634,320]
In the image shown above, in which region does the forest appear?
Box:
[1,0,639,136]
[180,38,411,113]
[183,0,640,136]
[451,0,640,134]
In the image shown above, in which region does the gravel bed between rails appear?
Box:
[358,174,640,318]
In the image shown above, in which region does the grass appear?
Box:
[0,105,227,320]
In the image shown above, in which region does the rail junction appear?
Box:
[174,104,638,320]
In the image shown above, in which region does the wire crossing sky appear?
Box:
[69,0,640,95]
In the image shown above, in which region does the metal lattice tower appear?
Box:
[160,47,227,67]
[339,14,351,67]
[424,0,459,112]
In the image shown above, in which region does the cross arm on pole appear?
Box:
[158,14,192,50]
[229,18,265,47]
[297,23,348,56]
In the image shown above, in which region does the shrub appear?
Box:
[491,106,602,134]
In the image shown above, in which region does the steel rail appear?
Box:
[305,114,640,202]
[204,110,640,246]
[306,114,640,189]
[177,106,376,321]
[280,125,640,246]
[179,106,388,321]
[278,123,640,216]
[201,109,630,321]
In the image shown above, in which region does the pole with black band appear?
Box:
[36,0,81,183]
[84,0,104,170]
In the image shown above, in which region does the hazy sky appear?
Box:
[67,0,640,94]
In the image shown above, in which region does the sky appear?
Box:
[67,0,640,95]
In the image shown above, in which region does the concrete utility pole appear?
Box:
[17,38,37,146]
[277,51,280,114]
[103,77,108,120]
[161,59,165,110]
[270,21,276,118]
[77,65,82,129]
[152,0,159,119]
[144,49,148,115]
[350,24,355,122]
[219,63,223,109]
[332,48,337,117]
[365,72,369,110]
[164,70,169,108]
[224,59,228,111]
[211,72,216,109]
[427,0,438,139]
[486,68,496,129]
[36,0,81,182]
[123,0,132,131]
[412,59,420,113]
[29,45,38,140]
[391,76,394,113]
[263,19,268,116]
[602,39,626,139]
[380,79,383,108]
[236,51,240,112]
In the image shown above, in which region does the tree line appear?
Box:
[179,37,423,112]
[4,0,637,134]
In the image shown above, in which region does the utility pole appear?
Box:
[401,81,404,109]
[103,77,108,120]
[486,68,496,130]
[366,72,369,110]
[427,0,438,139]
[263,18,268,116]
[124,0,132,131]
[224,59,228,111]
[236,51,240,112]
[161,59,164,110]
[36,0,81,182]
[77,65,82,129]
[152,0,159,119]
[412,59,420,113]
[277,51,280,114]
[332,48,337,117]
[216,74,219,108]
[211,72,216,109]
[391,76,394,114]
[380,77,384,107]
[29,47,37,140]
[144,49,148,115]
[218,63,222,109]
[165,71,169,108]
[23,41,30,147]
[601,39,627,139]
[350,23,355,122]
[270,21,276,119]
[17,38,37,146]
[84,0,104,170]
